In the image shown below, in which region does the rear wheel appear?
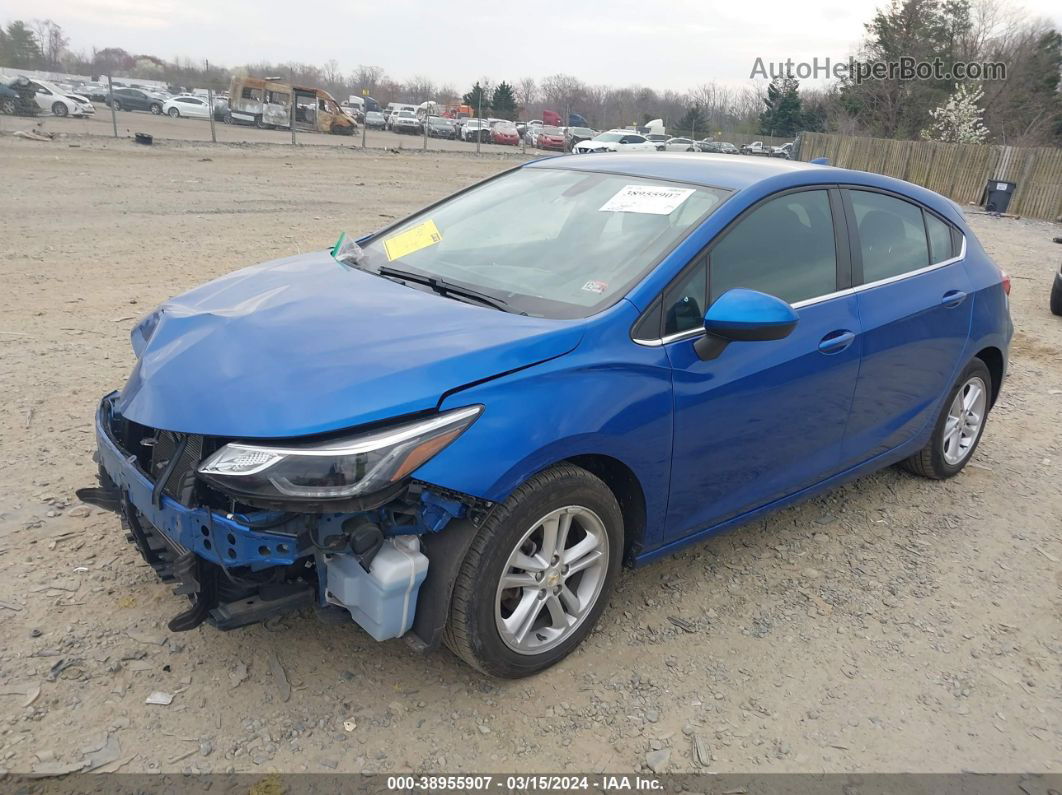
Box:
[167,107,180,118]
[444,464,623,678]
[112,99,123,111]
[902,359,992,479]
[52,102,68,117]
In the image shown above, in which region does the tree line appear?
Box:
[2,0,1059,145]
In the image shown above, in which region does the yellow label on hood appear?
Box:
[383,220,442,261]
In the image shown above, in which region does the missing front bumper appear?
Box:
[91,394,316,630]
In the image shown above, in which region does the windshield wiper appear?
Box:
[376,265,510,312]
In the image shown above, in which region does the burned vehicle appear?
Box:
[227,76,356,135]
[86,155,1011,678]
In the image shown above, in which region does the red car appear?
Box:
[491,124,520,146]
[536,126,565,151]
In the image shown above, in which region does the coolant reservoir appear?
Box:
[324,536,429,641]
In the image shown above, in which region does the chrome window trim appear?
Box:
[632,234,966,347]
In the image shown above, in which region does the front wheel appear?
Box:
[167,107,180,118]
[902,358,992,479]
[52,102,68,117]
[150,103,162,115]
[444,464,623,678]
[1050,270,1062,316]
[112,99,123,111]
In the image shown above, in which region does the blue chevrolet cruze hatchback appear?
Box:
[86,154,1012,677]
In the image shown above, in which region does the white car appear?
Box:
[392,110,421,135]
[661,137,698,152]
[573,130,658,154]
[17,78,87,117]
[644,133,669,151]
[64,92,95,115]
[163,95,211,119]
[461,119,491,142]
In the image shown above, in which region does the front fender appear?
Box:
[412,313,674,552]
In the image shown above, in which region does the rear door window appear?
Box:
[849,190,930,283]
[925,212,955,264]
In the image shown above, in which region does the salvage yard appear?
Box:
[0,133,1059,775]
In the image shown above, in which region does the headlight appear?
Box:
[197,405,482,503]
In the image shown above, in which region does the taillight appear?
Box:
[1001,270,1011,296]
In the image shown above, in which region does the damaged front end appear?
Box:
[83,394,489,645]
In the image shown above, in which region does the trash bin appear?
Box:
[984,179,1016,213]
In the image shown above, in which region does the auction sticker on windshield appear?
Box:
[384,220,443,261]
[600,185,696,215]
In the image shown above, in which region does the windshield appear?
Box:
[595,132,624,142]
[356,168,729,319]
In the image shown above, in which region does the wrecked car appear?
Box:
[85,154,1012,677]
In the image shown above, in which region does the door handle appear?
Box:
[818,329,855,354]
[941,290,968,308]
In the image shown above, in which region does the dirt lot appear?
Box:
[0,133,1059,777]
[0,109,528,155]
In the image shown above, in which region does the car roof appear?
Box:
[527,152,822,189]
[524,153,965,223]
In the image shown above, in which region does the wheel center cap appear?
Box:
[545,568,562,587]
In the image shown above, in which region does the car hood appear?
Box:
[578,141,613,151]
[116,251,583,438]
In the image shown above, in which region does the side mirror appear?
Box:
[694,288,799,361]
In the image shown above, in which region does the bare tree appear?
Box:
[540,73,584,120]
[351,64,386,97]
[516,76,537,116]
[437,83,458,103]
[33,19,67,71]
[404,75,437,103]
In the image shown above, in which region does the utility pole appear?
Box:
[107,74,117,138]
[205,59,217,144]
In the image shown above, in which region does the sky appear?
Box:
[5,0,1061,93]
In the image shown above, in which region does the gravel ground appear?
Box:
[0,133,1059,777]
[0,110,530,155]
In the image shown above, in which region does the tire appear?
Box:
[112,99,123,111]
[902,358,992,479]
[168,107,180,118]
[1,98,15,114]
[52,102,68,118]
[1050,271,1062,316]
[444,464,623,678]
[150,103,162,115]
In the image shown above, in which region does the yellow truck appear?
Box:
[227,76,357,135]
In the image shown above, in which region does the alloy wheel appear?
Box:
[942,376,987,465]
[494,505,609,655]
